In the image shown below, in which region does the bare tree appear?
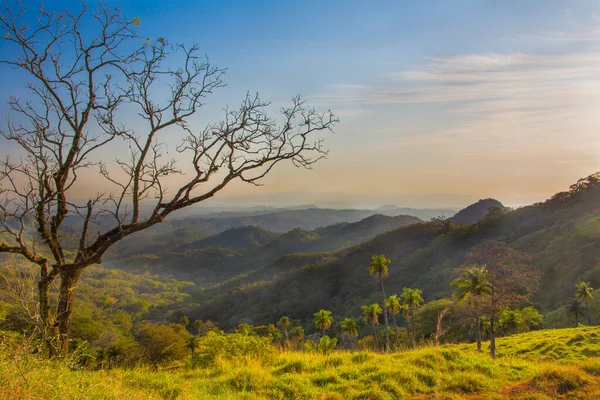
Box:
[0,3,337,355]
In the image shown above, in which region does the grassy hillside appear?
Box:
[2,327,600,399]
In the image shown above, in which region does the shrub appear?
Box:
[193,331,274,367]
[318,336,338,354]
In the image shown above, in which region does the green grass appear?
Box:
[2,327,600,399]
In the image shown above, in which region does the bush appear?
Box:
[193,331,274,367]
[318,336,338,354]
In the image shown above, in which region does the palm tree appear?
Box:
[277,316,291,341]
[368,254,391,352]
[568,298,586,326]
[339,318,359,350]
[575,282,594,325]
[313,309,334,337]
[386,294,403,350]
[362,303,383,349]
[401,287,424,348]
[499,309,523,335]
[290,326,305,341]
[451,266,491,352]
[186,335,200,358]
[107,345,122,369]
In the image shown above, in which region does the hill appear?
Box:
[187,173,600,328]
[103,213,421,282]
[2,327,600,399]
[449,198,507,225]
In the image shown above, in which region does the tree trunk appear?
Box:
[411,309,416,348]
[575,312,579,327]
[380,278,390,352]
[585,297,591,326]
[490,287,496,359]
[349,333,354,350]
[372,323,379,349]
[37,272,58,356]
[56,268,84,355]
[476,317,482,352]
[391,312,400,350]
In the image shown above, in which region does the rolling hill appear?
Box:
[182,173,600,329]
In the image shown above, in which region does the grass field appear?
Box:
[1,327,600,399]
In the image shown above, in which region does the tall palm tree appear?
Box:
[339,317,359,350]
[277,316,291,341]
[401,287,424,348]
[451,266,491,352]
[386,294,403,350]
[575,282,594,325]
[568,298,586,327]
[368,254,391,352]
[362,303,383,349]
[313,309,334,337]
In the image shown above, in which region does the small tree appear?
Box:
[575,282,594,326]
[568,298,586,327]
[318,336,338,354]
[106,345,122,369]
[313,309,334,337]
[362,303,382,349]
[401,287,424,348]
[451,266,491,352]
[0,3,337,355]
[464,241,540,359]
[339,317,358,350]
[368,254,391,352]
[186,335,200,358]
[385,294,403,350]
[277,316,291,342]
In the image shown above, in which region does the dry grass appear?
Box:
[1,326,600,399]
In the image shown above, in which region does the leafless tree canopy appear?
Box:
[0,3,337,353]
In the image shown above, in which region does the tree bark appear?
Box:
[372,324,379,349]
[476,318,482,352]
[37,271,58,355]
[411,309,416,348]
[391,312,400,350]
[380,278,390,352]
[56,268,84,354]
[585,297,591,326]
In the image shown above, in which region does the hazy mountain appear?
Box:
[450,198,507,226]
[105,213,422,282]
[180,226,280,251]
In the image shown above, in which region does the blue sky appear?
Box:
[1,1,599,208]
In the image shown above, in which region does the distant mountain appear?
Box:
[200,209,381,232]
[184,173,600,329]
[376,205,400,211]
[105,212,422,282]
[180,226,280,251]
[450,198,507,226]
